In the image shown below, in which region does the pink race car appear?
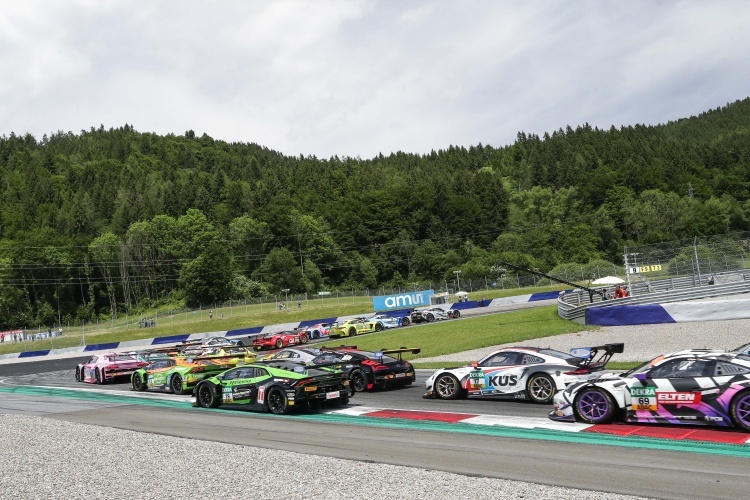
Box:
[75,353,149,384]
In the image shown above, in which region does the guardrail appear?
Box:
[558,270,750,322]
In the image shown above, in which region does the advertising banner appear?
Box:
[372,290,434,312]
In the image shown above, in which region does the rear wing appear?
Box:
[320,345,358,351]
[181,354,244,364]
[571,343,624,370]
[376,347,421,361]
[259,359,352,373]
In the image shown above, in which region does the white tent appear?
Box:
[591,276,625,285]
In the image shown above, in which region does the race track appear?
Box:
[1,360,749,499]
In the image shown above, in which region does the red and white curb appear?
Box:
[326,406,750,445]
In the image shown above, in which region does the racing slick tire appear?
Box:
[425,313,434,322]
[349,369,367,394]
[374,322,384,332]
[434,373,462,400]
[400,316,410,327]
[300,334,309,344]
[452,310,460,318]
[339,396,349,406]
[348,327,357,337]
[196,383,221,408]
[574,387,616,424]
[170,374,185,395]
[95,368,104,385]
[75,367,82,382]
[526,373,556,404]
[236,340,245,346]
[267,387,290,415]
[729,388,750,432]
[312,330,320,339]
[275,339,283,349]
[132,372,146,392]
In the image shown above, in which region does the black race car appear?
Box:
[311,346,420,394]
[192,360,351,414]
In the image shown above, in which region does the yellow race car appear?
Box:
[329,318,383,337]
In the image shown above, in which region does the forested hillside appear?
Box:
[2,97,750,328]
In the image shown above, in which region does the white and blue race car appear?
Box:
[424,343,623,404]
[370,314,404,329]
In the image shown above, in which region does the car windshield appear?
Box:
[536,349,581,361]
[621,355,665,377]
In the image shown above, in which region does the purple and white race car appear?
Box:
[550,349,750,431]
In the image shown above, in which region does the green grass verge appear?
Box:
[0,284,571,356]
[319,305,595,361]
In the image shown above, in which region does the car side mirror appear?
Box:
[634,373,648,382]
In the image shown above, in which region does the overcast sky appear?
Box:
[1,1,749,159]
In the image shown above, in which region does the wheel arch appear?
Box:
[574,384,625,419]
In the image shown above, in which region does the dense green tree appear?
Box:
[179,243,234,308]
[254,247,305,293]
[3,99,750,327]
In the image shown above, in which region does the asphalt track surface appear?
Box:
[1,360,750,499]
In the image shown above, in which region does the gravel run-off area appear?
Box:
[417,318,750,363]
[0,415,648,500]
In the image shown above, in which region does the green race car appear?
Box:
[328,318,383,338]
[191,361,351,414]
[131,356,239,395]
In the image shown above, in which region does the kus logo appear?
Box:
[657,392,701,404]
[488,375,518,386]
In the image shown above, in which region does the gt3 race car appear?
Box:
[131,355,238,394]
[252,329,309,351]
[303,322,334,339]
[369,314,403,328]
[410,307,459,324]
[75,353,149,384]
[311,347,420,394]
[180,336,244,355]
[550,349,750,431]
[328,318,382,338]
[260,347,321,363]
[191,361,350,414]
[424,343,623,404]
[199,345,258,362]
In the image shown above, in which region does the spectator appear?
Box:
[614,285,627,299]
[601,289,608,300]
[209,310,213,319]
[297,299,301,309]
[708,275,715,285]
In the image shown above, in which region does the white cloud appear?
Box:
[0,0,749,157]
